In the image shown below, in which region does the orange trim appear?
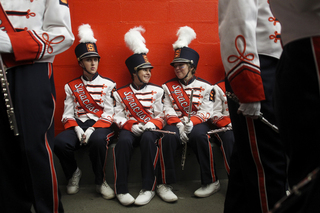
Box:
[92,119,112,128]
[63,119,78,129]
[122,120,138,131]
[8,31,43,61]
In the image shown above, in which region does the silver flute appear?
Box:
[181,89,194,170]
[207,126,232,134]
[226,91,279,133]
[0,55,19,136]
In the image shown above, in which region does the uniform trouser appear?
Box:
[274,37,320,212]
[158,123,217,185]
[211,129,235,174]
[224,55,287,213]
[54,119,114,185]
[0,63,63,213]
[113,130,161,194]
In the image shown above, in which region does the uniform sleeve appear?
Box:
[7,0,74,62]
[113,90,137,130]
[218,0,265,103]
[211,85,231,128]
[149,88,165,129]
[290,0,320,12]
[162,84,182,125]
[61,84,78,129]
[92,82,116,128]
[190,85,214,126]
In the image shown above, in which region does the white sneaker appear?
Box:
[134,190,155,206]
[194,180,220,198]
[156,184,178,202]
[116,193,135,206]
[67,168,82,195]
[96,181,115,200]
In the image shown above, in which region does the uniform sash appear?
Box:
[165,80,197,117]
[68,78,103,117]
[117,86,152,124]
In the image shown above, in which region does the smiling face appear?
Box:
[173,62,193,81]
[80,57,99,79]
[133,68,152,86]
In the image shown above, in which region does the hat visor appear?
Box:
[78,52,101,61]
[170,58,191,66]
[136,63,153,70]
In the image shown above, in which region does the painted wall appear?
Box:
[53,0,224,135]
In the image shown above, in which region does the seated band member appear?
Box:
[113,26,164,206]
[54,24,116,200]
[158,26,220,201]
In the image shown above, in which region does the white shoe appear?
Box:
[96,181,115,200]
[116,193,135,206]
[67,168,82,195]
[194,180,220,198]
[156,184,178,202]
[134,190,155,206]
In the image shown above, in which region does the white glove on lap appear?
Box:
[82,127,95,145]
[0,30,13,53]
[74,126,85,143]
[238,102,261,118]
[131,123,144,137]
[143,122,156,131]
[176,122,188,144]
[184,121,193,134]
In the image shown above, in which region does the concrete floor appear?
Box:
[59,179,228,213]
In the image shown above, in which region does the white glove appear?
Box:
[184,121,193,134]
[237,102,261,118]
[0,30,13,53]
[74,126,85,143]
[143,122,156,131]
[176,122,188,144]
[82,127,95,145]
[131,123,144,137]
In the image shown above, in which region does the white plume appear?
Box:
[124,26,149,54]
[172,26,196,50]
[78,24,97,43]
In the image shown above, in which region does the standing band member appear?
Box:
[158,26,220,201]
[0,1,74,212]
[54,24,116,200]
[113,26,164,206]
[219,0,287,212]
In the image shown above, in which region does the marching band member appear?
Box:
[0,1,74,212]
[218,0,287,212]
[54,24,116,200]
[113,26,164,206]
[270,1,320,212]
[158,26,219,201]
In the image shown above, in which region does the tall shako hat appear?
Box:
[75,24,100,61]
[171,26,199,68]
[124,26,153,74]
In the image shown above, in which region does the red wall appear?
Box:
[53,0,224,135]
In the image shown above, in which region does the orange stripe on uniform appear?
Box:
[246,118,268,213]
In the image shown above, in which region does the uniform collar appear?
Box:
[179,75,196,85]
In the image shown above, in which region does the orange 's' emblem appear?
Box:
[86,43,95,52]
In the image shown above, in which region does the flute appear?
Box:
[207,126,232,134]
[149,129,176,135]
[181,89,194,170]
[0,55,19,136]
[226,91,279,133]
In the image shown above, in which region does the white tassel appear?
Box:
[78,24,97,43]
[172,26,196,50]
[124,26,149,54]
